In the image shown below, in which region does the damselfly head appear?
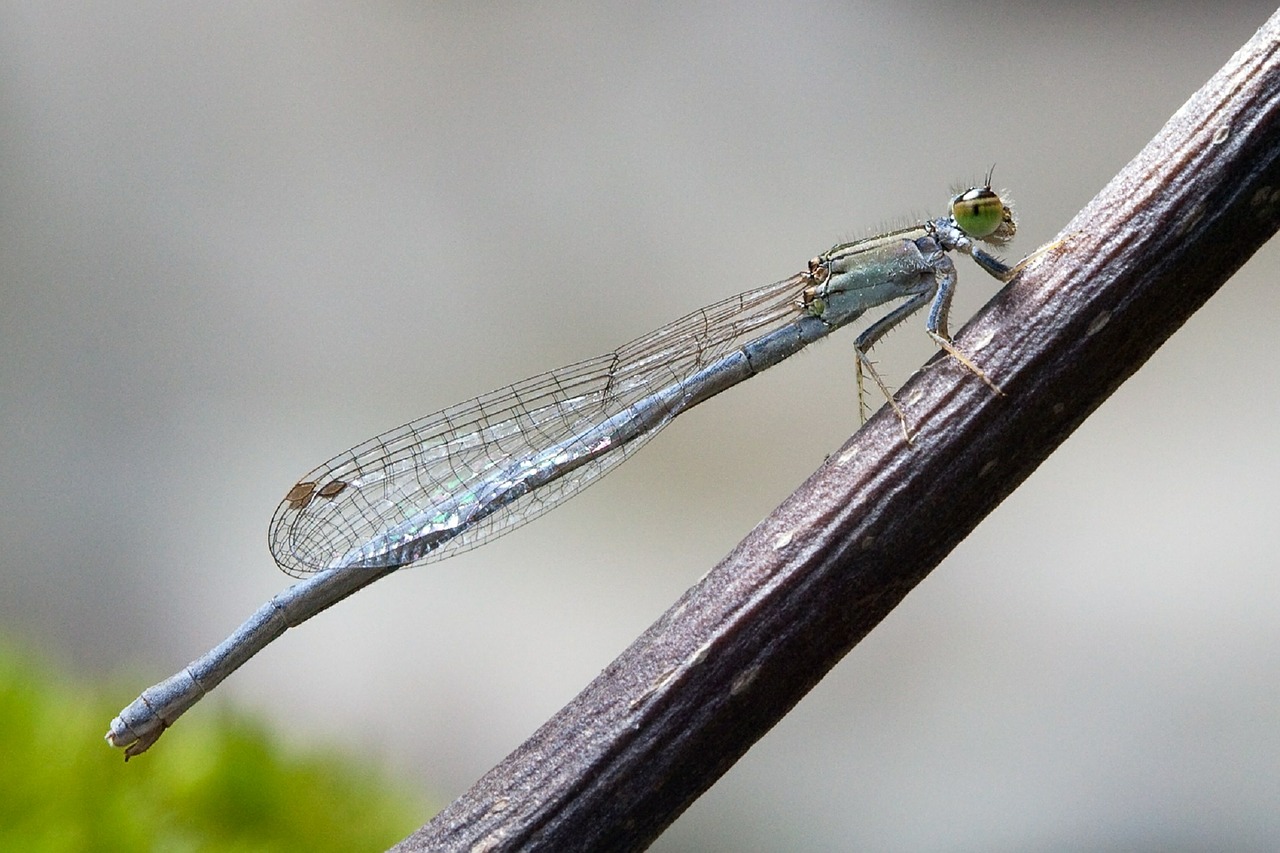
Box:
[950,186,1016,245]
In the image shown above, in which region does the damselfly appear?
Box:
[107,180,1047,757]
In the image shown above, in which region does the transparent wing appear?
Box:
[268,271,814,577]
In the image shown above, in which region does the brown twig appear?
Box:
[395,13,1280,852]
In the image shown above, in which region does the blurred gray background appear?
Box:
[3,4,1278,850]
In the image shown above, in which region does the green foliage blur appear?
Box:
[0,641,427,851]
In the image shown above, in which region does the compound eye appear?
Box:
[950,187,1006,239]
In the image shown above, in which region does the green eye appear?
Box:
[950,187,1007,239]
